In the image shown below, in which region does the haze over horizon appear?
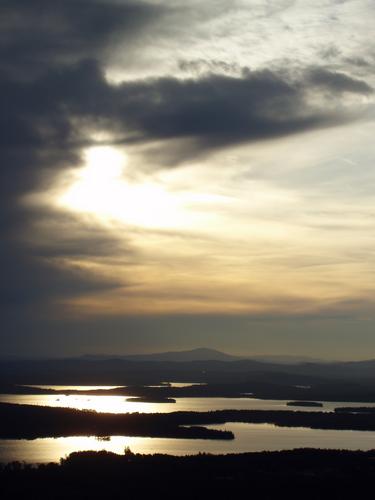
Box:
[1,0,375,360]
[0,346,331,363]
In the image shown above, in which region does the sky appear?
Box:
[1,0,375,359]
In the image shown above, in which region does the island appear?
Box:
[0,402,233,440]
[126,397,176,403]
[286,401,323,408]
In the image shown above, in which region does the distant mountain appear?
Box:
[3,352,375,391]
[81,350,324,364]
[82,348,241,362]
[123,347,243,362]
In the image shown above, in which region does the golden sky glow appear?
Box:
[35,120,375,320]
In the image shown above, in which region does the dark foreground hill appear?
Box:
[2,448,375,499]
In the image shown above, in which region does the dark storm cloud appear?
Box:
[52,62,372,161]
[0,0,163,214]
[0,0,161,311]
[20,205,138,261]
[308,68,373,95]
[0,0,162,207]
[4,55,371,204]
[0,245,122,308]
[0,0,161,79]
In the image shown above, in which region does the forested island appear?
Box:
[287,401,323,407]
[0,403,232,440]
[3,402,375,440]
[125,397,176,403]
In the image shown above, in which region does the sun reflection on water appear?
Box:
[3,424,375,464]
[21,385,122,391]
[0,394,176,414]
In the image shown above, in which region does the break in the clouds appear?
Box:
[1,0,375,358]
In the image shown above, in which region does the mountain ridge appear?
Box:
[82,347,241,362]
[80,348,325,364]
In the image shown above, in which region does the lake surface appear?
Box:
[3,386,375,463]
[2,393,375,414]
[2,423,375,463]
[21,385,122,391]
[21,382,204,390]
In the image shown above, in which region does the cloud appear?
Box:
[0,245,123,311]
[16,59,369,161]
[308,68,373,95]
[0,0,164,215]
[1,0,374,359]
[178,59,242,76]
[61,63,372,164]
[0,0,162,78]
[344,56,371,68]
[0,55,372,311]
[0,0,162,311]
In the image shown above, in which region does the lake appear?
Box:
[3,393,375,414]
[2,386,375,463]
[2,423,375,463]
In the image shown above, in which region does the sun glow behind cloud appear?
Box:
[26,120,370,320]
[58,146,179,229]
[56,146,227,232]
